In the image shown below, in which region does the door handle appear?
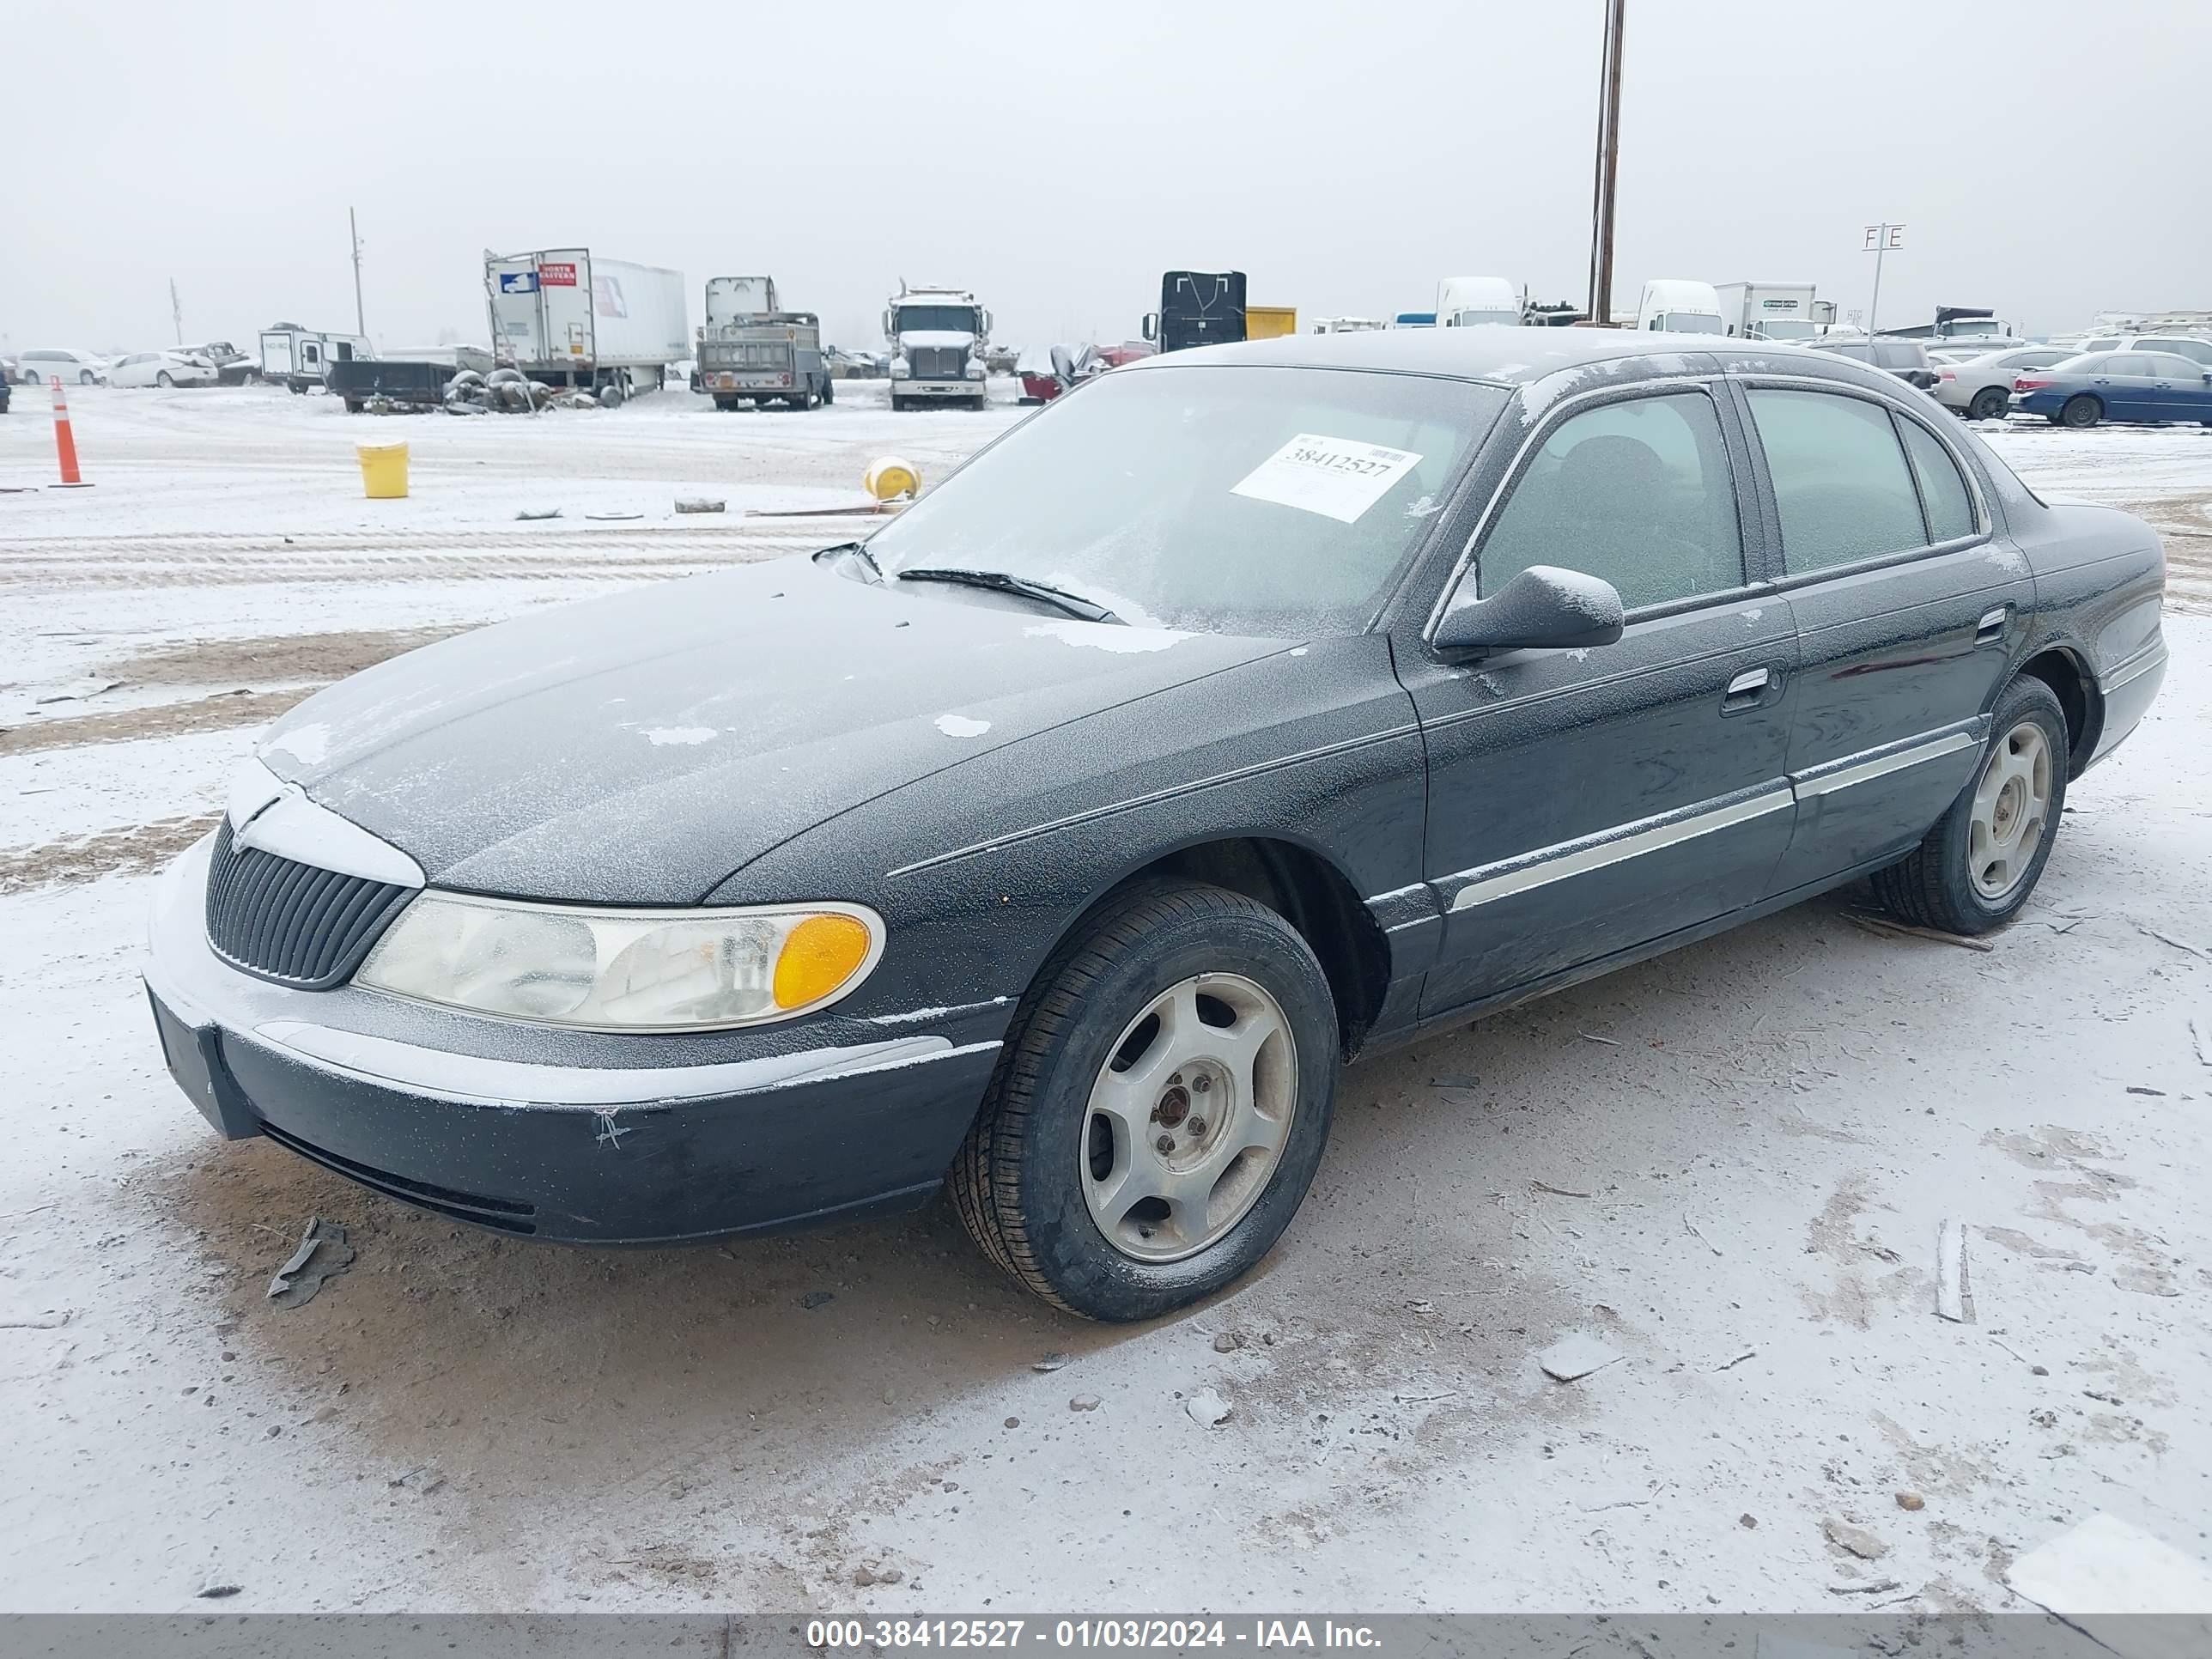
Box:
[1722,666,1771,708]
[1976,605,2009,645]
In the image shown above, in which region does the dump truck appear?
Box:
[884,284,992,410]
[696,276,830,410]
[483,247,688,406]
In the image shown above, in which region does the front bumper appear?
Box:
[891,380,982,399]
[144,836,1001,1243]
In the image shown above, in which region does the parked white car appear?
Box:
[107,349,221,389]
[2072,332,2212,368]
[1933,344,2079,421]
[15,349,106,386]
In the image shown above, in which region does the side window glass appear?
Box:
[2105,355,2148,376]
[1898,419,1975,543]
[1480,392,1744,611]
[1747,389,1927,574]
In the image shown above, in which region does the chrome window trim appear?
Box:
[1419,370,1730,643]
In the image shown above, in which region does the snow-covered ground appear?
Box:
[0,386,2207,1615]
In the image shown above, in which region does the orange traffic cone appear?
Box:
[50,376,92,488]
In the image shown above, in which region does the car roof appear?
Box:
[1125,325,1873,386]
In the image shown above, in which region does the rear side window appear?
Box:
[2146,355,2203,377]
[2105,355,2154,376]
[1874,343,1923,370]
[1898,420,1975,543]
[1480,391,1744,610]
[2140,338,2212,365]
[1747,389,1928,574]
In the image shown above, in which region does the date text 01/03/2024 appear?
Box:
[805,1618,1383,1649]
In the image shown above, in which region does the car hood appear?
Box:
[258,557,1285,903]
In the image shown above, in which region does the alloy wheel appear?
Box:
[1080,973,1297,1263]
[1968,720,2052,901]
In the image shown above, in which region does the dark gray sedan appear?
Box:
[146,330,2167,1321]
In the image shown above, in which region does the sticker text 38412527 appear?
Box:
[1230,433,1425,524]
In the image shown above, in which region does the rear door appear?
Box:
[2097,355,2159,419]
[1401,377,1798,1012]
[1736,378,2033,895]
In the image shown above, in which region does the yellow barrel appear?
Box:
[356,441,410,500]
[864,456,921,501]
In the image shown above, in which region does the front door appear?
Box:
[1402,382,1798,1014]
[1736,381,2035,893]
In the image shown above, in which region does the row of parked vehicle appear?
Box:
[1820,331,2212,428]
[3,343,256,388]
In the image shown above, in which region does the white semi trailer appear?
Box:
[1715,281,1823,342]
[884,285,992,410]
[483,247,688,406]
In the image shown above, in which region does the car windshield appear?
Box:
[863,364,1505,635]
[896,306,980,333]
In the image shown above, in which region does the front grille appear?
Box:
[204,819,414,989]
[908,346,964,380]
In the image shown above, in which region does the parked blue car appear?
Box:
[2011,349,2212,427]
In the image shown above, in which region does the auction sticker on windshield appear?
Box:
[1231,433,1424,524]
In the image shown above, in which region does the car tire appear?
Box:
[890,394,907,411]
[1869,675,2069,936]
[80,370,96,386]
[1968,386,2008,421]
[155,371,173,388]
[2058,394,2101,428]
[819,374,834,406]
[949,881,1339,1322]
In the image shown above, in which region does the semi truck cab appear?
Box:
[886,288,991,410]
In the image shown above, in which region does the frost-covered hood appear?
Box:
[258,558,1279,904]
[899,331,976,350]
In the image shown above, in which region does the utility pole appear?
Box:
[169,277,184,346]
[349,207,367,340]
[1586,0,1627,326]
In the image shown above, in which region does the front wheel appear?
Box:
[1869,675,2069,935]
[80,370,96,385]
[950,882,1339,1322]
[2059,394,2101,428]
[1968,386,2008,421]
[155,370,173,388]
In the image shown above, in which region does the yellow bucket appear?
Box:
[356,441,410,500]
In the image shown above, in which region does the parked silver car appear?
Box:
[1935,345,2078,421]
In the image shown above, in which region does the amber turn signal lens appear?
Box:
[772,914,874,1009]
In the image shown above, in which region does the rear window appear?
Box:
[1874,343,1925,369]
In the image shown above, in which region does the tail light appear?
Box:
[1939,369,1955,380]
[2014,377,2051,392]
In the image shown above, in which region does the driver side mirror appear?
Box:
[1434,564,1625,657]
[1141,312,1159,343]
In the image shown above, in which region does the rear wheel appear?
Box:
[949,882,1338,1322]
[819,374,834,406]
[1967,386,2008,421]
[2058,394,2101,428]
[155,370,174,388]
[1869,675,2069,935]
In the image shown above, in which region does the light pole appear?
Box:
[1862,222,1903,337]
[1587,0,1626,325]
[349,207,368,340]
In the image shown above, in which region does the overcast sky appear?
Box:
[3,0,2205,355]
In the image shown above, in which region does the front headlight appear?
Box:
[964,360,986,380]
[354,893,884,1031]
[889,357,912,379]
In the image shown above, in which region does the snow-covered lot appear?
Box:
[0,385,2208,1614]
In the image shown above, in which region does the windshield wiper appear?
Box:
[896,567,1124,624]
[812,540,884,583]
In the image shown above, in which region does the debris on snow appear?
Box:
[265,1218,354,1310]
[1538,1334,1623,1382]
[1211,1332,1243,1353]
[1824,1518,1890,1559]
[0,1309,71,1330]
[674,497,726,514]
[1032,1352,1070,1372]
[1069,1395,1101,1413]
[1185,1388,1232,1427]
[799,1291,834,1310]
[514,507,562,521]
[1846,912,1995,951]
[1936,1219,1972,1322]
[1825,1580,1902,1596]
[1896,1492,1925,1511]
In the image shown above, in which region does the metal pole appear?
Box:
[1868,227,1886,340]
[1587,0,1626,325]
[169,277,183,346]
[349,207,367,340]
